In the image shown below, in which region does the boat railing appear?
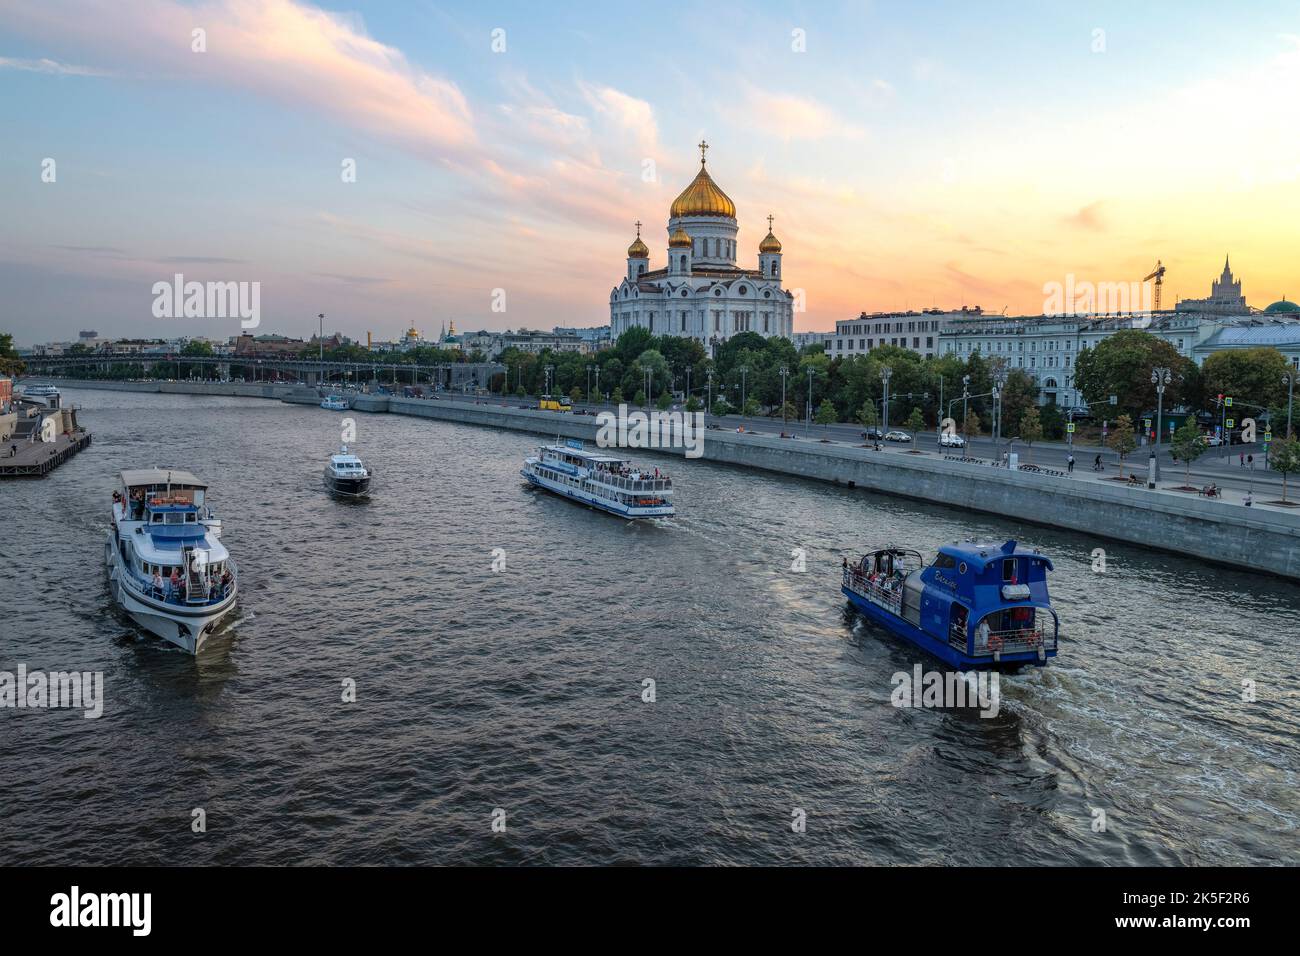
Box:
[126,559,237,608]
[842,567,904,613]
[589,472,672,493]
[948,623,969,653]
[973,626,1054,656]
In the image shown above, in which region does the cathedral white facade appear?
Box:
[610,143,793,353]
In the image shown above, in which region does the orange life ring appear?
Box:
[988,635,1004,653]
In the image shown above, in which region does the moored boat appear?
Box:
[320,395,348,410]
[842,539,1059,669]
[323,445,371,498]
[105,469,237,654]
[522,439,673,518]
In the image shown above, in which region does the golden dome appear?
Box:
[759,231,782,254]
[668,226,692,248]
[670,161,736,219]
[627,236,649,258]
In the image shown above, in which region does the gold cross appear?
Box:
[767,214,774,232]
[698,139,709,164]
[634,219,641,237]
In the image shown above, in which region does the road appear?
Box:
[549,399,1287,498]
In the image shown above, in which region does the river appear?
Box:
[1,387,1296,865]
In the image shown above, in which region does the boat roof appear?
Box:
[330,454,363,464]
[121,468,207,488]
[938,539,1052,572]
[542,443,628,464]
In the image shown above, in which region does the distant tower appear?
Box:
[627,220,649,282]
[758,214,782,281]
[668,224,693,277]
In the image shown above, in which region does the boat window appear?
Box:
[186,513,197,522]
[934,553,956,569]
[1002,557,1017,582]
[152,513,163,523]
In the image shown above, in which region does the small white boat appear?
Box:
[320,395,348,410]
[522,439,674,518]
[105,469,237,654]
[324,446,371,498]
[18,382,61,407]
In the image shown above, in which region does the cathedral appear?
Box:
[610,143,793,354]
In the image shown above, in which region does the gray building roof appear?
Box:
[1193,321,1300,351]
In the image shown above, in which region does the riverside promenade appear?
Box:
[44,378,1300,579]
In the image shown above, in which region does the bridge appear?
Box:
[22,352,505,389]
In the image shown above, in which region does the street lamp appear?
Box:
[806,366,814,437]
[779,365,789,426]
[586,364,593,405]
[880,366,893,432]
[1151,366,1171,480]
[961,374,971,446]
[992,365,1008,454]
[738,365,749,417]
[706,368,714,416]
[594,366,600,406]
[1284,372,1295,440]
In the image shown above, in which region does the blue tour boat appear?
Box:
[842,539,1059,669]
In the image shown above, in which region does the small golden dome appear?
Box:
[668,226,692,248]
[759,231,782,254]
[627,236,649,258]
[670,161,736,219]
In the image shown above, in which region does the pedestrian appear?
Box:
[1240,453,1245,468]
[1248,454,1254,470]
[1244,491,1253,507]
[1067,454,1075,474]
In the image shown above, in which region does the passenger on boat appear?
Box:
[975,618,990,653]
[152,568,164,598]
[169,567,182,599]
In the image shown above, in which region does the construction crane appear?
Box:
[1143,260,1166,312]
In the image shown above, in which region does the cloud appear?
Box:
[578,81,660,155]
[0,56,109,76]
[3,0,477,159]
[736,84,866,142]
[1065,201,1107,232]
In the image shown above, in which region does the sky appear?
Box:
[2,0,1300,346]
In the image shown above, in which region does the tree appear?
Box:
[0,332,24,377]
[1170,420,1207,489]
[857,401,877,428]
[633,389,646,406]
[685,395,702,413]
[1020,406,1043,463]
[963,410,981,440]
[611,386,624,405]
[569,386,583,405]
[1073,329,1191,422]
[905,407,925,435]
[1268,437,1300,503]
[743,397,760,417]
[777,400,797,422]
[713,396,733,416]
[656,391,673,410]
[1108,414,1137,478]
[816,399,838,426]
[1202,347,1290,411]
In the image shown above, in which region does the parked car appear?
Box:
[1204,434,1224,446]
[939,432,966,448]
[861,426,885,440]
[884,430,912,443]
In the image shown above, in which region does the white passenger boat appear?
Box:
[323,445,371,498]
[105,469,237,654]
[521,439,674,518]
[18,382,61,407]
[320,395,348,410]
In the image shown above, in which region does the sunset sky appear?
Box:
[3,0,1300,345]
